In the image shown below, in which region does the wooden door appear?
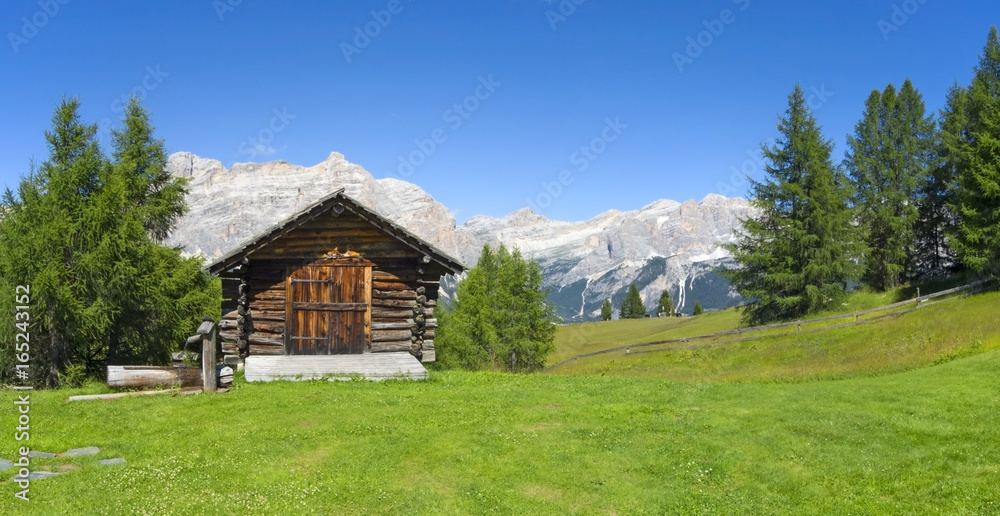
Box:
[285,265,371,355]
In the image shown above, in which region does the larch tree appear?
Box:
[0,97,219,386]
[435,243,558,373]
[723,84,861,325]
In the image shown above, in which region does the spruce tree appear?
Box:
[657,289,672,316]
[723,84,860,325]
[693,301,703,315]
[600,299,612,321]
[619,283,646,319]
[916,83,967,276]
[436,243,558,372]
[845,80,934,290]
[953,27,1000,276]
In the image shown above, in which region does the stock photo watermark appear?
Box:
[715,84,832,197]
[394,74,501,178]
[97,65,170,137]
[12,284,33,501]
[7,0,70,54]
[525,117,627,213]
[673,0,750,73]
[237,107,296,160]
[341,0,414,63]
[545,0,587,31]
[877,0,929,41]
[213,0,244,21]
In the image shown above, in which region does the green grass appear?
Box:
[548,278,1000,381]
[1,349,998,514]
[552,289,1000,382]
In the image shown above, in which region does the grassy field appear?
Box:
[550,281,1000,382]
[2,278,997,514]
[1,349,998,514]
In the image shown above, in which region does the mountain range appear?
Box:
[165,152,754,321]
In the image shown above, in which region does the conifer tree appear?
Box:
[657,289,672,316]
[845,80,935,290]
[619,283,646,319]
[953,26,1000,276]
[693,301,703,315]
[723,84,861,325]
[600,299,612,321]
[0,98,218,386]
[436,243,558,372]
[916,83,967,275]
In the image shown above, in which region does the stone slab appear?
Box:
[28,451,56,458]
[98,458,126,466]
[62,447,100,457]
[245,353,428,382]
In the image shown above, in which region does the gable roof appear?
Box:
[206,189,466,275]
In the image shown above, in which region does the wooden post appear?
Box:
[916,287,921,309]
[198,316,217,393]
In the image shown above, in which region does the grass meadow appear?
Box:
[1,282,998,514]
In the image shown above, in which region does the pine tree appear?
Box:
[436,243,558,372]
[619,283,646,319]
[722,84,861,325]
[0,97,219,386]
[953,26,1000,276]
[600,299,612,321]
[657,289,672,316]
[845,80,934,290]
[916,83,967,276]
[693,301,703,315]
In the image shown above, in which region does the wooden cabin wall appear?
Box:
[218,209,444,362]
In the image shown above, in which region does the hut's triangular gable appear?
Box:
[206,189,465,275]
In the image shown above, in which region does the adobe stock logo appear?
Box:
[97,65,170,138]
[394,75,501,178]
[237,108,296,160]
[340,0,414,63]
[877,0,929,41]
[525,117,627,213]
[672,0,750,74]
[7,0,71,54]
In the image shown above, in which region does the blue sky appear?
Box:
[1,1,998,224]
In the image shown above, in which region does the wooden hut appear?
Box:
[207,189,464,375]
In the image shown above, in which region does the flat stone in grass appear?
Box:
[0,459,11,471]
[28,451,56,458]
[62,447,100,457]
[98,458,126,466]
[12,471,60,481]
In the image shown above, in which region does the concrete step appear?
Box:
[244,352,428,382]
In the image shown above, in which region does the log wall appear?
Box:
[218,208,446,362]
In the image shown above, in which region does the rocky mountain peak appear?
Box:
[165,151,754,321]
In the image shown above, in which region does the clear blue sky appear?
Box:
[2,1,997,223]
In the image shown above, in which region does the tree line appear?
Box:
[601,284,702,321]
[723,27,1000,325]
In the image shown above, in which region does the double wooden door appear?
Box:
[285,265,371,355]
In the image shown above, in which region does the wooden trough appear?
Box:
[244,352,428,382]
[106,366,203,389]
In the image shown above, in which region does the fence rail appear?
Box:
[544,280,990,372]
